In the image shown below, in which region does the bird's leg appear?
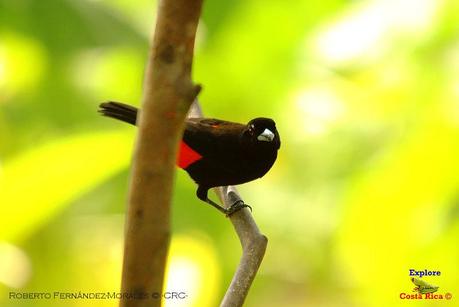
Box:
[197,186,227,215]
[203,197,228,214]
[197,186,252,217]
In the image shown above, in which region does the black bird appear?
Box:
[99,101,280,216]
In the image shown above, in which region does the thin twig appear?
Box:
[120,1,203,307]
[189,102,268,307]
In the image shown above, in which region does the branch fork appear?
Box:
[119,1,267,306]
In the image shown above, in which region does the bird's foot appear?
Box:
[225,200,252,217]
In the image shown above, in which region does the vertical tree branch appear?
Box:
[120,1,203,306]
[189,103,268,307]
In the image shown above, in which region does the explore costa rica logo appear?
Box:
[399,269,452,300]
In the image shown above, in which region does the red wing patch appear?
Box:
[177,140,202,169]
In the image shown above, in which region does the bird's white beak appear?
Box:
[257,128,275,142]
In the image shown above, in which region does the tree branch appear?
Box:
[188,102,268,307]
[120,1,203,307]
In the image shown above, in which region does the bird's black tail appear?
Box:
[98,101,138,125]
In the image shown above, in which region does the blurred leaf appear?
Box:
[0,130,132,242]
[195,0,346,118]
[0,0,147,54]
[0,31,47,100]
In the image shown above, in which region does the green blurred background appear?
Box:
[1,0,459,306]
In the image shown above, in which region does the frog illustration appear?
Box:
[411,277,439,294]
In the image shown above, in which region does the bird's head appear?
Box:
[243,117,281,150]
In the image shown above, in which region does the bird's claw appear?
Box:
[225,200,252,217]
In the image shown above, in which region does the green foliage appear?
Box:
[1,0,459,306]
[0,131,132,241]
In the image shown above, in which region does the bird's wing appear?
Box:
[183,118,245,157]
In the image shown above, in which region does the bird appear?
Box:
[98,101,280,216]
